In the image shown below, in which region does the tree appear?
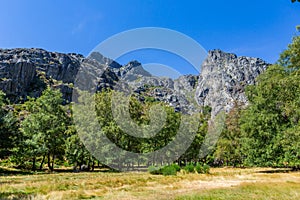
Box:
[14,87,68,171]
[178,109,210,165]
[239,36,300,168]
[279,36,300,71]
[0,91,19,159]
[214,102,244,166]
[65,125,97,171]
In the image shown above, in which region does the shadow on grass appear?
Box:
[54,166,121,173]
[0,167,34,176]
[256,168,295,174]
[0,166,123,176]
[0,192,33,200]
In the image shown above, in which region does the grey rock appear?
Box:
[0,60,36,99]
[0,48,269,118]
[113,60,152,82]
[88,52,122,69]
[0,48,82,101]
[0,48,118,102]
[174,74,199,92]
[195,49,269,117]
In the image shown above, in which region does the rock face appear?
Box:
[0,48,269,117]
[0,61,36,99]
[0,49,118,102]
[89,52,152,81]
[0,48,83,101]
[196,50,269,116]
[88,52,121,69]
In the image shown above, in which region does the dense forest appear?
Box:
[0,36,299,172]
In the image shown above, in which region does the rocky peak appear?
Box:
[88,52,122,69]
[0,48,269,117]
[206,49,237,62]
[196,49,270,117]
[118,60,152,81]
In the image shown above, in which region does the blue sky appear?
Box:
[1,0,300,75]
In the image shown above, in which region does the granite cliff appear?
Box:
[0,48,269,116]
[196,50,269,116]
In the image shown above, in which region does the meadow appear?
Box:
[1,167,299,200]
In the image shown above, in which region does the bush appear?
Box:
[195,162,203,173]
[148,165,161,175]
[148,164,179,176]
[148,163,208,176]
[184,162,210,174]
[170,163,181,172]
[203,164,210,174]
[184,163,195,173]
[161,165,177,176]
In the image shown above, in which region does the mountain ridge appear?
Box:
[0,48,270,116]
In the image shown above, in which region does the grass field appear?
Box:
[0,167,299,200]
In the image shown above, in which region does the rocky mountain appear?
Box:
[0,48,83,102]
[0,48,269,116]
[196,50,269,116]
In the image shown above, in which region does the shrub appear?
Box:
[170,163,181,172]
[148,165,161,175]
[184,163,195,173]
[183,162,210,174]
[195,162,203,173]
[161,165,177,176]
[203,164,210,174]
[148,164,179,176]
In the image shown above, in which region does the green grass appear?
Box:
[176,182,300,200]
[0,167,299,199]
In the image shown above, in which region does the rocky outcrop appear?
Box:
[0,48,84,101]
[196,49,269,116]
[0,61,36,99]
[0,48,269,117]
[174,75,199,93]
[118,61,152,81]
[89,52,152,81]
[76,57,118,93]
[88,52,121,69]
[0,48,119,102]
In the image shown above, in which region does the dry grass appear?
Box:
[0,167,300,199]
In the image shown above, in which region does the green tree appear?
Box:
[73,90,117,169]
[179,112,208,165]
[279,36,300,71]
[214,102,244,166]
[0,91,19,159]
[14,87,68,171]
[240,36,300,168]
[65,125,97,171]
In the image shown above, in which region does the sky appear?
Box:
[1,0,300,76]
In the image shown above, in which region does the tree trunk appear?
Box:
[47,153,54,171]
[51,154,55,171]
[39,154,46,170]
[88,157,91,170]
[32,157,36,171]
[47,153,51,170]
[92,160,95,172]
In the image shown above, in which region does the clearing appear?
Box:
[0,167,299,199]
